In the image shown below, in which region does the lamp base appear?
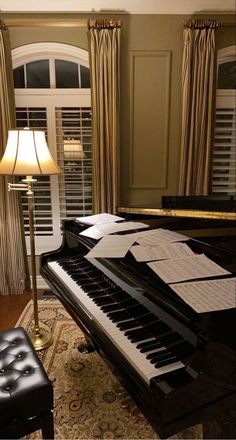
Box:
[30,327,53,351]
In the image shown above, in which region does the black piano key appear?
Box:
[94,297,115,306]
[90,292,110,299]
[107,310,131,323]
[154,355,178,369]
[139,340,163,353]
[117,318,139,330]
[130,332,154,343]
[101,303,123,313]
[111,292,131,302]
[70,276,90,284]
[149,341,194,363]
[125,328,151,341]
[136,331,181,351]
[82,284,103,292]
[118,298,138,308]
[137,313,159,326]
[127,304,149,318]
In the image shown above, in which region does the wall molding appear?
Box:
[29,275,48,289]
[2,0,235,14]
[129,50,171,190]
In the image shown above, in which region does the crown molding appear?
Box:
[0,0,235,14]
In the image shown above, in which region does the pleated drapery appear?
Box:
[0,21,29,295]
[178,20,217,195]
[88,19,121,213]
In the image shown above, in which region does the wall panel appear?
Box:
[129,50,171,189]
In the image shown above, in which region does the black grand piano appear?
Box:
[40,198,236,439]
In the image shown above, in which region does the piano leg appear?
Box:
[77,335,95,354]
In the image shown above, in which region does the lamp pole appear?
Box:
[8,176,53,351]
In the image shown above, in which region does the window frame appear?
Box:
[12,43,91,255]
[211,45,236,195]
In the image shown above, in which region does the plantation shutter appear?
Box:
[15,102,92,253]
[211,93,236,195]
[15,107,54,237]
[55,107,93,219]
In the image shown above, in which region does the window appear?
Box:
[12,43,92,254]
[211,46,236,195]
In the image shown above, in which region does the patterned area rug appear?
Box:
[16,299,202,439]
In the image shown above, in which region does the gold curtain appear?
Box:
[178,19,217,195]
[0,20,29,295]
[88,19,121,213]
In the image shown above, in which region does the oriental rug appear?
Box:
[16,299,202,439]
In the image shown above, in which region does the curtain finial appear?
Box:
[88,18,121,30]
[184,19,218,30]
[0,19,8,31]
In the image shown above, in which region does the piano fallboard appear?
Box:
[40,217,236,438]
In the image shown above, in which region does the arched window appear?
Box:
[12,43,92,253]
[211,46,236,195]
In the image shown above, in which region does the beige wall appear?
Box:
[3,12,236,210]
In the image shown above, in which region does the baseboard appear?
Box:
[30,275,48,289]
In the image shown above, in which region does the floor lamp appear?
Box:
[0,128,61,351]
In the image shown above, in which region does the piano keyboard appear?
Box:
[48,257,191,384]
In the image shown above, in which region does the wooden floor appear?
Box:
[0,291,43,331]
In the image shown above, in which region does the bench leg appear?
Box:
[41,410,54,440]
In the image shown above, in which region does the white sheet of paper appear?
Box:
[170,278,236,312]
[147,254,231,284]
[86,234,137,258]
[79,225,104,239]
[97,221,149,234]
[136,228,189,246]
[130,242,195,262]
[76,213,124,225]
[79,221,149,239]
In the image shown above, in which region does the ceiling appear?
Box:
[0,0,235,14]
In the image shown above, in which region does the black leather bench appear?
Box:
[0,326,54,439]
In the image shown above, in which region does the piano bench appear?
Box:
[0,326,54,439]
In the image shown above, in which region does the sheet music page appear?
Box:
[79,225,104,239]
[130,242,195,262]
[170,278,236,312]
[86,234,137,258]
[79,221,149,239]
[136,228,189,246]
[147,254,231,283]
[76,213,124,225]
[96,221,149,235]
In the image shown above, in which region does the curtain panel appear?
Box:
[88,19,121,213]
[0,21,29,295]
[178,20,217,195]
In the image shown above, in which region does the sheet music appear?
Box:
[76,213,124,225]
[96,221,149,234]
[136,228,189,246]
[147,254,231,284]
[170,278,236,312]
[80,221,149,239]
[130,242,195,262]
[79,226,104,240]
[86,234,137,258]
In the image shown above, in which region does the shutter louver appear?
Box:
[15,107,54,236]
[55,107,93,219]
[212,107,236,195]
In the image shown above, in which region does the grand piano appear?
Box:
[40,197,236,439]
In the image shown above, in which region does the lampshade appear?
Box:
[0,129,61,175]
[63,139,85,159]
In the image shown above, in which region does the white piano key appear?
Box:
[48,261,184,383]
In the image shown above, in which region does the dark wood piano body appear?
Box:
[40,211,236,439]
